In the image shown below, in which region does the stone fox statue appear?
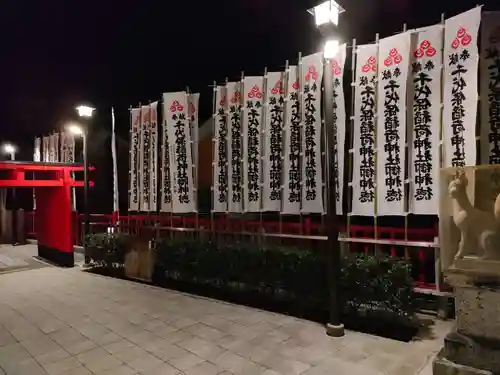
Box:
[449,172,500,260]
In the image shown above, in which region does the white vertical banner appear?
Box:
[48,134,55,162]
[376,32,411,216]
[160,101,173,212]
[243,77,264,212]
[213,86,229,212]
[60,132,67,162]
[329,44,347,214]
[352,44,378,216]
[301,52,324,214]
[263,71,285,211]
[188,93,200,210]
[129,107,141,211]
[53,133,60,162]
[139,105,151,211]
[480,12,500,165]
[34,137,41,162]
[42,136,49,162]
[227,82,243,212]
[149,101,159,212]
[164,92,196,213]
[67,133,75,163]
[282,65,301,214]
[443,7,481,167]
[409,25,443,215]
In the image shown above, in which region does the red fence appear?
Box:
[24,211,444,295]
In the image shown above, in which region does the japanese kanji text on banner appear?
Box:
[129,107,141,211]
[263,72,285,212]
[213,86,228,212]
[352,44,378,216]
[150,101,159,212]
[282,65,301,215]
[443,7,481,168]
[243,76,264,212]
[139,105,151,212]
[330,43,347,215]
[376,33,411,216]
[480,11,500,165]
[409,24,442,215]
[227,82,243,213]
[164,92,196,213]
[301,52,324,214]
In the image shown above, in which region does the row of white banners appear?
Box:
[34,133,75,163]
[212,7,500,216]
[128,93,199,213]
[124,8,497,216]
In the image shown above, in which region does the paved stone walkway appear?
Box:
[0,256,450,375]
[0,244,49,273]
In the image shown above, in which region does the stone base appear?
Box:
[434,348,493,375]
[442,331,500,373]
[326,323,345,337]
[452,258,500,277]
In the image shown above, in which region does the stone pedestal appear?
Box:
[434,266,500,374]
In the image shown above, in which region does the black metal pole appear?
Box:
[324,57,344,337]
[10,152,18,246]
[83,131,90,264]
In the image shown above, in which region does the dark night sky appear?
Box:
[0,0,498,211]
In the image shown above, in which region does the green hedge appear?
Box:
[86,233,415,326]
[154,237,415,325]
[85,233,130,267]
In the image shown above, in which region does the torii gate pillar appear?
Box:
[0,162,92,267]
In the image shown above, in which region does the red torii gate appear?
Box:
[0,162,93,266]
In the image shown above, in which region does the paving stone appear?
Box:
[0,261,451,375]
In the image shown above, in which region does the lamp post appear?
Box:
[308,0,345,337]
[68,111,92,264]
[2,143,18,245]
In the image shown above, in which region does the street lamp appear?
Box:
[309,0,345,338]
[75,105,95,118]
[2,143,18,245]
[2,143,16,161]
[69,115,91,264]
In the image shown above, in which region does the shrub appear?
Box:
[84,233,130,268]
[153,238,415,325]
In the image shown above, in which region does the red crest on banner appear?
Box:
[414,39,437,59]
[231,91,241,104]
[170,100,184,113]
[248,85,263,99]
[305,66,318,81]
[384,48,403,67]
[220,95,226,106]
[151,107,157,123]
[189,102,196,114]
[452,27,472,49]
[292,79,299,90]
[331,59,342,76]
[271,80,284,95]
[361,56,377,73]
[134,114,140,127]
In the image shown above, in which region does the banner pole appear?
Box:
[279,60,289,240]
[298,52,304,235]
[347,38,357,243]
[373,33,380,246]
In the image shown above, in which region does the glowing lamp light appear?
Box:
[67,123,84,136]
[3,144,16,155]
[76,105,95,118]
[324,39,340,58]
[308,0,344,27]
